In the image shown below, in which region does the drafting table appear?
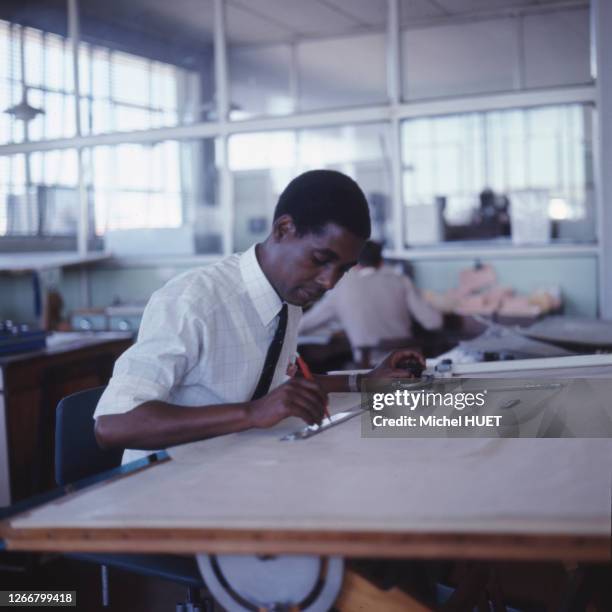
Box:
[1,389,610,562]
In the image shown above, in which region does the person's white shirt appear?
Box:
[299,265,442,358]
[94,245,301,464]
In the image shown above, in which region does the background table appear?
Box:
[0,331,132,506]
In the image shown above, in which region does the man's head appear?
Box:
[260,170,371,307]
[358,240,383,268]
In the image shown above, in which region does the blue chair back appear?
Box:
[55,386,123,486]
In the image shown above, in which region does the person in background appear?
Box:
[299,240,442,365]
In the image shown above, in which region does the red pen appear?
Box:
[296,354,331,424]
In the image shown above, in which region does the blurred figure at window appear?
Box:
[471,188,511,237]
[299,240,442,365]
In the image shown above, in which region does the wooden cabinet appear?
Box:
[0,333,132,505]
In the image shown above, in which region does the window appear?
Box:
[228,31,387,119]
[0,2,599,263]
[79,45,200,135]
[297,32,387,112]
[0,16,205,144]
[401,8,591,101]
[229,123,392,251]
[229,43,293,119]
[0,14,209,250]
[88,142,182,234]
[85,138,221,255]
[402,104,595,246]
[0,149,79,240]
[0,21,75,144]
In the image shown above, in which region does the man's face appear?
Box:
[270,219,365,307]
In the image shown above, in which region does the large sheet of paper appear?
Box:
[10,394,611,536]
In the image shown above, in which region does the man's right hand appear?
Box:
[247,378,328,428]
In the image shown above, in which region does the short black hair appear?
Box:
[273,170,371,239]
[358,240,383,267]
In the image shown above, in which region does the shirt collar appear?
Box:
[358,266,377,278]
[240,245,284,327]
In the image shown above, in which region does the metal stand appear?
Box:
[100,564,109,607]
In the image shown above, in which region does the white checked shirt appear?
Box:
[94,245,302,464]
[299,265,442,354]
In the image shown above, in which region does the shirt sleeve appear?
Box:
[404,277,443,331]
[298,292,339,334]
[94,293,204,418]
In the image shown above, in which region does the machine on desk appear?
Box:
[0,321,46,356]
[71,304,145,333]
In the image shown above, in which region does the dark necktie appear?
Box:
[251,303,288,401]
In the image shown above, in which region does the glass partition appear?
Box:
[0,1,599,260]
[297,32,387,112]
[229,43,293,119]
[229,123,392,251]
[0,9,74,144]
[401,7,591,101]
[84,137,221,255]
[0,149,80,250]
[78,0,214,134]
[401,104,595,247]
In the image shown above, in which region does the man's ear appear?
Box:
[272,214,297,242]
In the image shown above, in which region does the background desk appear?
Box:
[3,394,610,563]
[0,332,132,506]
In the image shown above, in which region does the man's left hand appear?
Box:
[365,349,426,380]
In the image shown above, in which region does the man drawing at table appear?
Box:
[94,170,422,462]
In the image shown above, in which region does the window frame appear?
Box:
[0,0,603,278]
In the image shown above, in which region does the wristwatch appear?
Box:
[348,373,361,392]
